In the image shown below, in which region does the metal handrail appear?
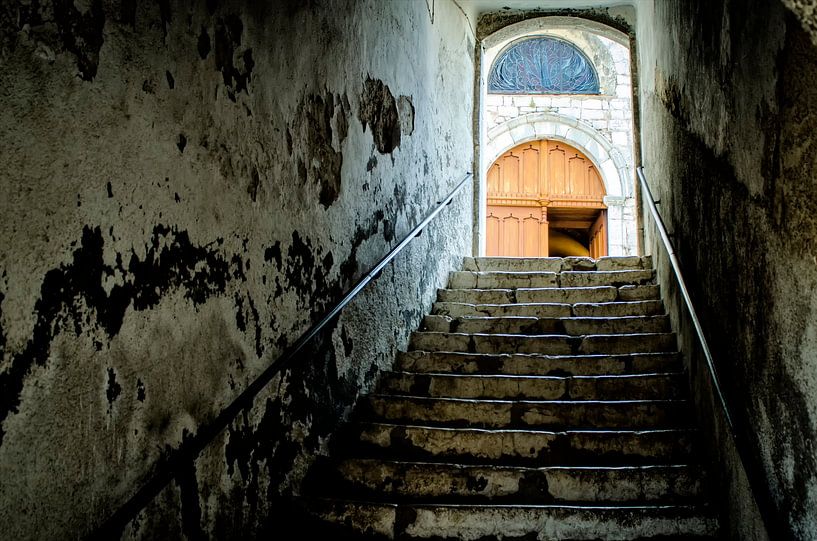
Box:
[93,172,473,537]
[638,167,784,537]
[636,167,736,436]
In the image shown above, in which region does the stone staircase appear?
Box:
[288,256,720,540]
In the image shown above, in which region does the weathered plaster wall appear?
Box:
[637,1,817,538]
[0,0,474,538]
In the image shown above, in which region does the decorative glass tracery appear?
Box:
[488,37,600,94]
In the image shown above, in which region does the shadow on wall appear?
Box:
[638,0,817,538]
[0,0,474,538]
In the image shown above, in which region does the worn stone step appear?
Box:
[422,314,670,335]
[560,269,655,287]
[409,332,677,355]
[347,423,696,465]
[462,257,564,272]
[432,300,664,319]
[362,395,689,429]
[378,372,685,401]
[433,301,573,318]
[593,255,654,271]
[396,351,682,376]
[449,271,559,289]
[437,285,660,305]
[448,270,655,290]
[324,459,703,504]
[292,499,717,539]
[462,256,653,272]
[573,300,665,317]
[619,284,661,301]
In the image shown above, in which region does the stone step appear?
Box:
[448,270,655,289]
[323,459,703,504]
[347,423,696,465]
[432,299,665,318]
[377,372,685,401]
[437,284,660,304]
[291,499,718,539]
[422,314,670,335]
[462,255,653,272]
[561,270,655,287]
[395,351,682,376]
[463,257,565,273]
[574,300,665,317]
[409,332,677,355]
[362,396,689,429]
[433,301,573,318]
[448,271,559,289]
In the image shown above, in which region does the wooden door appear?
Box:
[486,206,548,257]
[589,210,608,259]
[486,140,607,257]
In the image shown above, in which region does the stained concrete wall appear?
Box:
[637,1,817,539]
[0,1,474,538]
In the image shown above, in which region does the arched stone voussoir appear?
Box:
[486,112,631,198]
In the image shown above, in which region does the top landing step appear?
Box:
[464,256,652,273]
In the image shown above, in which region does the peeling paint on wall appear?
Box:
[359,77,402,154]
[106,367,122,406]
[1,0,107,80]
[397,95,415,136]
[213,14,254,102]
[0,0,474,538]
[0,225,241,446]
[290,92,348,208]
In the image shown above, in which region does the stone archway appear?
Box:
[486,138,610,258]
[486,112,631,197]
[483,17,628,98]
[482,113,633,256]
[475,15,638,257]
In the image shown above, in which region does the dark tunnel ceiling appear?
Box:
[460,0,636,19]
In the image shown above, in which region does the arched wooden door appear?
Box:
[486,139,608,258]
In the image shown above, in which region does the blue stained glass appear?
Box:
[489,37,600,94]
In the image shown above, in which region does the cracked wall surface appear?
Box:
[638,1,817,539]
[0,0,474,538]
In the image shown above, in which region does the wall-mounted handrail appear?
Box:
[638,166,782,537]
[93,172,473,538]
[636,167,736,436]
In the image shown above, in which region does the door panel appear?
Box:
[522,146,540,195]
[487,163,500,193]
[547,145,565,195]
[589,210,608,258]
[502,154,520,193]
[487,213,500,256]
[523,215,540,257]
[503,215,520,257]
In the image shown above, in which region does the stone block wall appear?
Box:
[485,31,634,172]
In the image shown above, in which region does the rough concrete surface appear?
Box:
[638,0,817,539]
[0,0,473,538]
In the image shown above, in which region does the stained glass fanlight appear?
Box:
[488,37,600,95]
